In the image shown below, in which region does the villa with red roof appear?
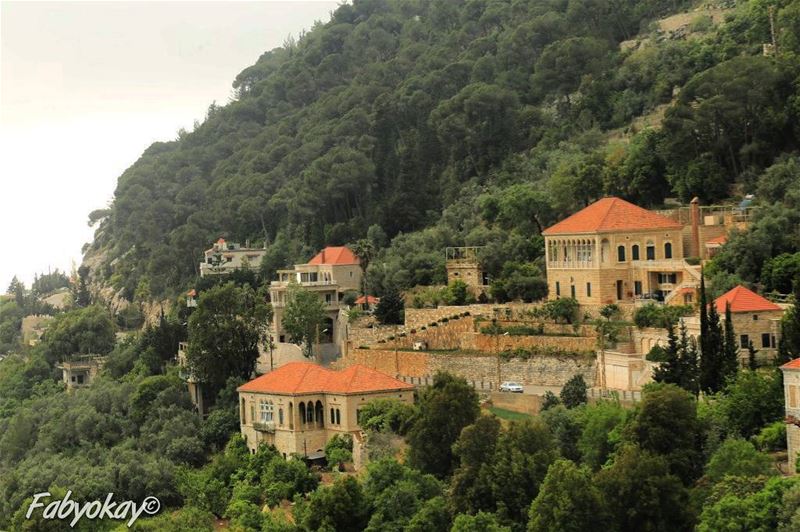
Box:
[237,361,413,460]
[543,197,701,306]
[269,246,362,361]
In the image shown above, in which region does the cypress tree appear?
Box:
[698,271,715,392]
[654,322,681,386]
[747,341,758,370]
[722,301,739,382]
[705,298,724,392]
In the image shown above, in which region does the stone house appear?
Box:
[270,246,361,360]
[782,358,800,473]
[446,246,489,296]
[199,238,267,277]
[237,361,414,463]
[543,197,700,305]
[58,355,107,389]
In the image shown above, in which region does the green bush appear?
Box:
[752,421,787,452]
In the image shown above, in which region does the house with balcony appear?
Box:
[543,197,702,306]
[270,247,361,361]
[237,361,413,464]
[199,238,267,277]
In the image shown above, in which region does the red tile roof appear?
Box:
[706,235,727,245]
[237,362,413,395]
[714,285,782,313]
[542,197,682,235]
[355,295,380,305]
[781,358,800,370]
[307,246,360,265]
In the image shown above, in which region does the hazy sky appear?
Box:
[0,1,337,291]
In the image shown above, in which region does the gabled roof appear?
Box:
[706,235,727,245]
[307,246,360,265]
[542,197,682,235]
[237,362,413,395]
[781,358,800,370]
[355,295,380,305]
[714,285,782,313]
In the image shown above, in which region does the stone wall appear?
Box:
[340,348,596,387]
[461,333,596,353]
[490,391,542,415]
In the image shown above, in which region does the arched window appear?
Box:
[306,402,314,423]
[330,407,335,424]
[632,244,640,261]
[646,241,656,261]
[240,398,246,424]
[664,242,672,259]
[298,403,306,424]
[278,408,284,426]
[315,401,324,427]
[335,409,341,425]
[617,245,626,262]
[601,239,610,263]
[289,403,294,429]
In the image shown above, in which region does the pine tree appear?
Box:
[7,276,26,308]
[653,323,681,386]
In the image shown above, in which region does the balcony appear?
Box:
[252,421,276,433]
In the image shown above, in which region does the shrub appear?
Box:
[752,421,787,452]
[560,375,588,408]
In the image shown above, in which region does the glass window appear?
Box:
[279,408,284,425]
[632,245,640,261]
[664,242,672,259]
[762,333,771,348]
[570,285,576,298]
[617,245,626,262]
[555,282,560,296]
[646,243,655,260]
[634,281,642,296]
[740,334,749,349]
[335,409,341,425]
[260,400,273,422]
[586,283,591,297]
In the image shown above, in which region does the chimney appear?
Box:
[690,197,700,259]
[321,248,326,263]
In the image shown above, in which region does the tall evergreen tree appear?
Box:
[653,323,681,386]
[704,298,724,393]
[778,277,800,364]
[722,301,739,382]
[699,272,716,393]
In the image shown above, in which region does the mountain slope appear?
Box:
[85,0,800,300]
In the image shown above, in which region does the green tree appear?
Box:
[527,459,608,532]
[722,302,739,382]
[282,283,326,358]
[350,239,374,298]
[704,438,774,485]
[627,383,702,484]
[408,372,480,479]
[597,445,693,532]
[186,282,269,393]
[374,286,404,325]
[40,305,117,364]
[559,374,587,409]
[295,475,370,532]
[445,279,469,306]
[451,511,511,532]
[778,278,800,364]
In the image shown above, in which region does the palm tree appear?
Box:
[350,239,375,300]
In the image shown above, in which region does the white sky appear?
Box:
[0,0,337,291]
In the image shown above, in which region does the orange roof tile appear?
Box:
[781,358,800,370]
[237,362,413,395]
[355,295,380,305]
[542,197,682,235]
[713,285,782,313]
[706,235,727,245]
[307,246,360,265]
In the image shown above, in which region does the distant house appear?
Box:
[781,358,800,473]
[58,355,107,389]
[355,295,379,311]
[712,285,782,358]
[269,247,361,360]
[199,238,266,277]
[445,246,489,295]
[237,361,413,464]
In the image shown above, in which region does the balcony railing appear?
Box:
[252,421,276,433]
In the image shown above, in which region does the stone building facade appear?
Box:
[542,197,700,306]
[199,238,267,277]
[270,247,362,359]
[445,247,489,295]
[237,362,413,461]
[781,358,800,473]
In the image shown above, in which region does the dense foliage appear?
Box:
[84,0,800,303]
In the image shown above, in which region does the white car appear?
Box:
[499,381,524,393]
